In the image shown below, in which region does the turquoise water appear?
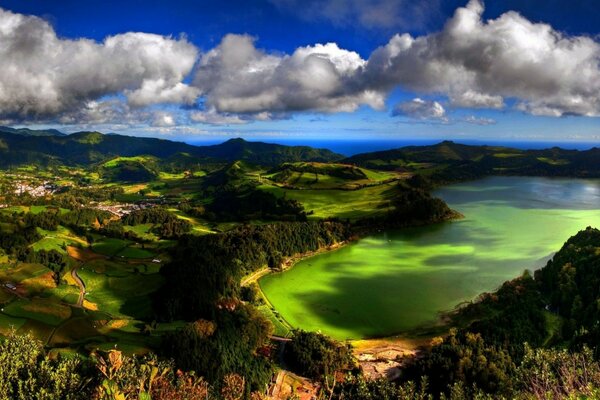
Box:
[259,177,600,340]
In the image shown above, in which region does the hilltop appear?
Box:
[0,128,343,167]
[344,140,600,182]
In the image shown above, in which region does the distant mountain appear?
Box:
[0,130,343,167]
[198,138,343,165]
[0,126,66,137]
[345,140,600,181]
[345,140,509,166]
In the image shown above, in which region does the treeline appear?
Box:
[152,221,352,395]
[196,162,308,222]
[205,188,307,222]
[272,162,368,181]
[333,344,600,399]
[25,249,69,285]
[536,227,600,351]
[123,207,191,238]
[156,220,351,321]
[354,183,460,231]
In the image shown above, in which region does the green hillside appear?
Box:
[344,140,600,182]
[0,129,343,168]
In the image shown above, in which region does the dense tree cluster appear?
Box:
[123,207,192,238]
[206,188,307,222]
[0,224,40,257]
[284,330,354,381]
[354,185,459,232]
[162,305,274,395]
[156,221,351,320]
[536,227,600,351]
[402,330,516,396]
[153,221,351,394]
[25,249,69,285]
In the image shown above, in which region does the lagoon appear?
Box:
[259,177,600,340]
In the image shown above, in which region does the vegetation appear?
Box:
[345,140,600,183]
[2,131,600,399]
[284,330,354,381]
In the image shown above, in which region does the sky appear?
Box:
[0,0,600,144]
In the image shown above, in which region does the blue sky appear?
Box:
[1,0,600,143]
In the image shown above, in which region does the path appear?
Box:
[241,267,269,286]
[71,264,86,307]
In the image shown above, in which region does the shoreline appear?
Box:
[245,210,463,341]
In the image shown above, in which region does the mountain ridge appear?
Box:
[0,128,343,167]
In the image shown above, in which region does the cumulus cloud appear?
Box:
[192,1,600,120]
[193,34,384,114]
[190,108,247,125]
[57,99,179,130]
[0,7,198,120]
[269,0,439,30]
[365,0,600,116]
[464,115,496,125]
[392,98,447,121]
[3,0,600,129]
[152,112,176,127]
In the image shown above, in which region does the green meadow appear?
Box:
[259,182,399,220]
[260,176,600,340]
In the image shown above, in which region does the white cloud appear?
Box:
[365,0,600,116]
[190,108,247,125]
[127,80,200,108]
[0,8,198,120]
[464,115,496,125]
[392,98,447,121]
[152,112,176,127]
[193,34,384,114]
[2,1,600,129]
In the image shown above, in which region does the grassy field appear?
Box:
[259,182,399,220]
[264,162,402,190]
[102,156,157,168]
[33,226,88,254]
[92,238,131,257]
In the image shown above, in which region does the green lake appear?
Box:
[259,176,600,340]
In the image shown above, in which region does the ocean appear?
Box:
[185,138,600,157]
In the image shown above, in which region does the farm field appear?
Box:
[0,218,175,352]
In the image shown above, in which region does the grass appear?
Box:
[116,246,154,259]
[543,311,562,346]
[3,298,71,326]
[167,208,214,235]
[102,156,156,168]
[537,157,570,166]
[0,313,27,334]
[92,238,131,257]
[123,223,158,241]
[259,182,399,220]
[33,226,87,254]
[79,269,163,319]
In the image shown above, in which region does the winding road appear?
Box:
[71,265,86,307]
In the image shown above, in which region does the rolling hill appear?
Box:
[344,140,600,181]
[0,129,343,167]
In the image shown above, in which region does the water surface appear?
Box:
[259,177,600,339]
